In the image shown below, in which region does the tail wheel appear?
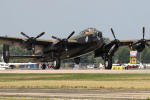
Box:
[104,57,112,70]
[52,58,61,69]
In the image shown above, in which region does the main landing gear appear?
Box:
[41,58,61,70]
[74,57,80,64]
[41,64,46,70]
[52,58,61,69]
[103,56,112,70]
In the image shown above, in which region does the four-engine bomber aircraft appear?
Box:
[0,27,150,69]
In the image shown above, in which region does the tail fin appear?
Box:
[3,45,10,63]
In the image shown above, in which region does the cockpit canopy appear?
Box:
[79,27,102,38]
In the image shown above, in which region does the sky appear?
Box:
[0,0,150,40]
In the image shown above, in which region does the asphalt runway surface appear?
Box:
[0,69,150,99]
[0,69,150,73]
[0,88,150,99]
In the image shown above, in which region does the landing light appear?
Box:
[66,55,70,58]
[32,54,36,56]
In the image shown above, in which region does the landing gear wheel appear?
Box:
[104,57,112,70]
[74,57,80,64]
[41,64,46,70]
[52,58,61,70]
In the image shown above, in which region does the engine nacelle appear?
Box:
[131,42,145,52]
[23,42,33,50]
[3,45,10,63]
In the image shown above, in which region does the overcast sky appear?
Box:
[0,0,150,40]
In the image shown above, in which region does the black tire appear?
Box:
[74,57,80,64]
[52,58,61,70]
[9,65,15,69]
[41,64,46,70]
[104,57,112,70]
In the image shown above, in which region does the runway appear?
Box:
[0,69,150,99]
[0,69,150,73]
[0,88,150,99]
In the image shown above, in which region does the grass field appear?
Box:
[0,73,150,89]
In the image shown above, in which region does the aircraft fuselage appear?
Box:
[40,29,104,62]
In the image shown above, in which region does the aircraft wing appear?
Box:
[119,39,150,47]
[0,36,80,55]
[7,55,43,61]
[119,40,136,46]
[103,39,150,56]
[9,55,42,59]
[0,36,54,52]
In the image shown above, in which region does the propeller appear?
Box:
[20,32,30,39]
[131,26,150,52]
[142,26,145,39]
[67,30,75,39]
[35,32,45,39]
[20,32,45,54]
[20,32,45,40]
[51,30,76,52]
[51,30,75,41]
[110,27,120,43]
[141,26,150,47]
[110,27,116,40]
[51,35,62,41]
[139,26,147,44]
[107,27,120,56]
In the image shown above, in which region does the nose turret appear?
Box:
[76,28,103,43]
[90,30,103,42]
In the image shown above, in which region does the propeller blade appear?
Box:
[67,30,75,39]
[51,35,62,41]
[143,26,145,39]
[110,27,116,39]
[35,32,45,39]
[20,32,30,39]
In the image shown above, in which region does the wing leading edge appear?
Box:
[0,36,54,52]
